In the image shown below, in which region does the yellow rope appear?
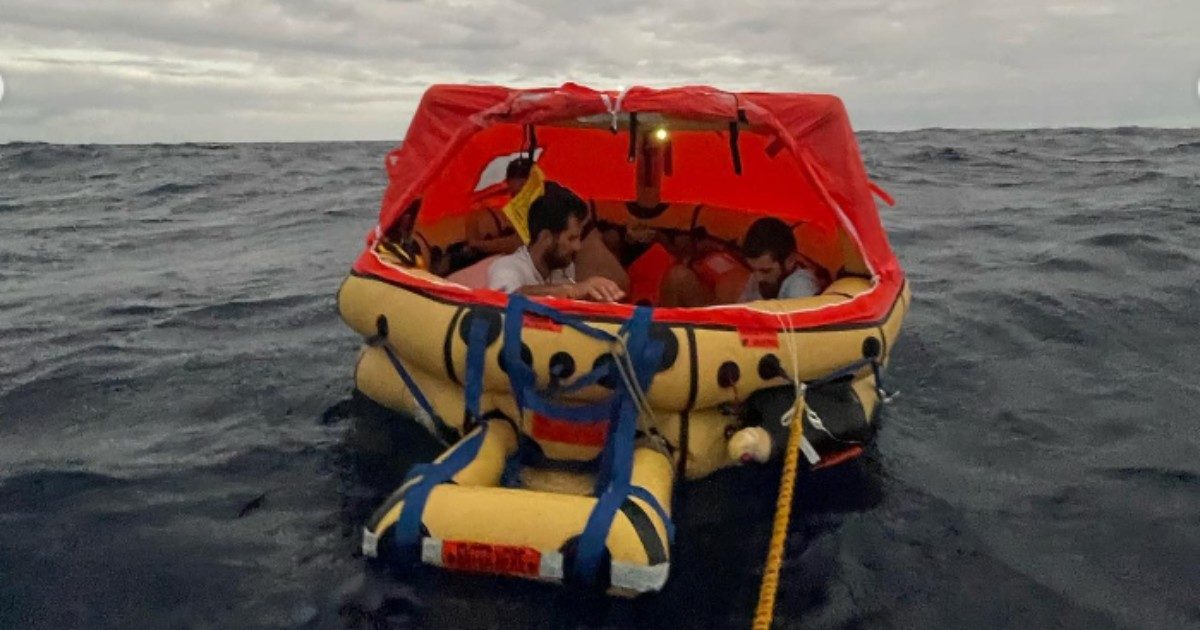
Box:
[752,400,806,630]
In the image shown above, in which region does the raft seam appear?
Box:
[683,326,699,411]
[443,306,466,385]
[619,499,668,565]
[348,270,908,334]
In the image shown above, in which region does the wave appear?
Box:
[1099,466,1199,488]
[1151,140,1200,156]
[0,143,108,169]
[904,146,969,163]
[0,470,127,511]
[1078,232,1165,248]
[137,181,206,197]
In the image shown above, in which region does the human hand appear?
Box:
[573,276,626,302]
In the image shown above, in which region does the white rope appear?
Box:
[614,86,629,115]
[600,86,630,133]
[610,333,658,428]
[767,305,805,426]
[613,335,656,422]
[768,305,825,464]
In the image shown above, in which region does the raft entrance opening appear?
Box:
[391,117,871,305]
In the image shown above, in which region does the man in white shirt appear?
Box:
[739,217,821,302]
[487,182,625,302]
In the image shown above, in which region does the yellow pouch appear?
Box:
[500,164,545,244]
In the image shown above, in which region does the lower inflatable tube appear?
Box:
[363,421,675,595]
[355,341,753,479]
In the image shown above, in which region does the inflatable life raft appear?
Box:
[338,84,909,594]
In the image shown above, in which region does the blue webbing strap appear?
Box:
[391,422,490,559]
[379,342,451,437]
[500,435,529,488]
[591,392,630,495]
[573,305,671,581]
[491,296,671,581]
[542,360,614,397]
[502,295,621,421]
[574,411,636,579]
[379,343,436,420]
[389,310,505,557]
[593,307,661,492]
[503,297,533,412]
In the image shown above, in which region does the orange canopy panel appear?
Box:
[357,83,903,327]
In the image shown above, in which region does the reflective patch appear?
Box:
[438,540,543,577]
[538,552,564,581]
[361,529,380,557]
[609,560,671,594]
[421,537,443,566]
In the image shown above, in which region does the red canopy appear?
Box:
[356,83,904,327]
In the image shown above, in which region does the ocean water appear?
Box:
[1,129,1197,629]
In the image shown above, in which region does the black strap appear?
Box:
[525,124,538,158]
[676,411,690,480]
[729,121,742,175]
[627,113,639,162]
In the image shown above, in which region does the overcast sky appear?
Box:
[0,0,1197,143]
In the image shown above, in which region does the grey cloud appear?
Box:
[0,0,1196,142]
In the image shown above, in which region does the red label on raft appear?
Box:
[531,413,609,447]
[738,328,780,348]
[523,314,562,332]
[441,540,541,577]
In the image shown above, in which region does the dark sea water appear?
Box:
[1,129,1198,629]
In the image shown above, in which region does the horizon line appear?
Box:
[2,124,1197,147]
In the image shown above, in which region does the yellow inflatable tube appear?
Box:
[341,273,909,478]
[339,273,909,415]
[362,420,676,595]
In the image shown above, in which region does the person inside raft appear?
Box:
[739,217,820,301]
[574,201,630,294]
[462,158,528,260]
[486,182,626,302]
[650,226,749,307]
